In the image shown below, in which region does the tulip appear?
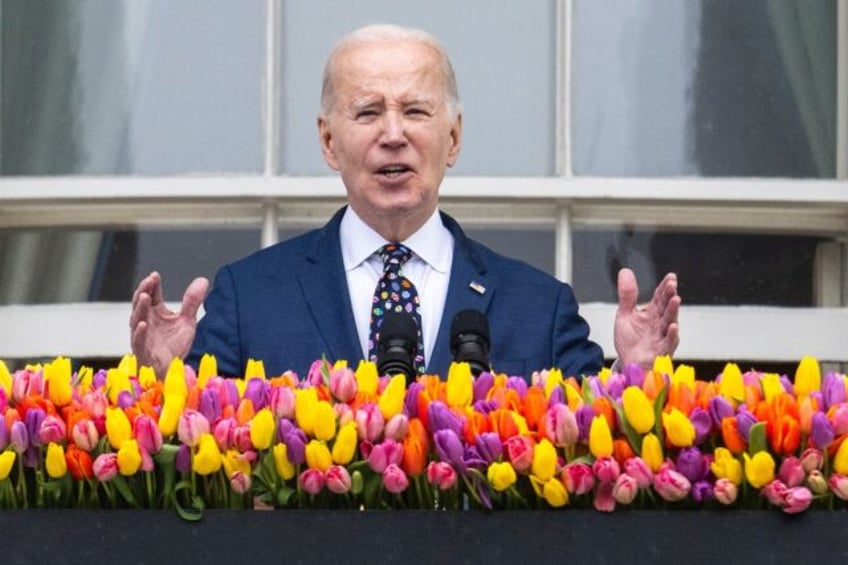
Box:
[675,447,708,482]
[378,374,407,421]
[504,435,534,474]
[269,386,296,420]
[384,413,409,442]
[711,448,743,485]
[806,469,828,495]
[589,414,613,458]
[193,434,222,476]
[326,465,352,494]
[221,449,252,479]
[542,477,569,507]
[800,448,824,473]
[561,462,595,495]
[283,428,307,466]
[0,360,10,396]
[82,390,108,419]
[593,481,616,512]
[383,463,410,494]
[134,415,163,455]
[473,371,494,403]
[244,378,269,412]
[158,395,186,437]
[213,417,237,452]
[592,456,621,484]
[828,473,848,500]
[782,486,812,514]
[355,403,385,443]
[662,408,695,447]
[831,403,848,436]
[305,440,333,473]
[38,415,67,445]
[329,367,357,402]
[691,480,714,503]
[743,451,775,489]
[487,461,517,492]
[312,401,337,442]
[25,408,46,448]
[0,450,16,480]
[475,432,503,465]
[177,409,211,448]
[835,437,848,475]
[544,404,579,447]
[332,421,358,465]
[299,468,325,495]
[641,433,664,472]
[199,388,222,423]
[822,372,847,409]
[249,408,276,450]
[45,442,67,479]
[62,445,93,481]
[612,473,639,505]
[428,401,463,436]
[794,356,821,397]
[653,468,691,501]
[622,386,655,434]
[228,471,251,495]
[354,360,379,397]
[117,439,142,476]
[175,444,192,474]
[778,456,805,488]
[713,478,738,505]
[708,396,735,429]
[689,408,712,445]
[103,407,131,450]
[530,438,557,482]
[401,418,429,476]
[717,363,745,402]
[810,412,834,449]
[272,443,296,481]
[45,356,73,407]
[9,421,28,454]
[762,479,788,506]
[427,460,458,490]
[92,453,119,482]
[294,388,318,436]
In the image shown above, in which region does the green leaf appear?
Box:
[276,486,296,507]
[653,385,668,446]
[111,475,140,508]
[173,481,205,522]
[748,422,768,455]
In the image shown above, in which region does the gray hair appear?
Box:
[320,24,461,119]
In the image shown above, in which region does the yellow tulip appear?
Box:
[45,356,73,407]
[743,451,775,489]
[589,415,613,458]
[117,439,142,476]
[118,354,137,377]
[105,406,133,450]
[543,368,563,400]
[106,366,132,406]
[0,451,16,480]
[222,450,251,479]
[662,408,695,447]
[597,367,611,386]
[671,364,695,392]
[531,438,557,482]
[138,366,157,389]
[295,388,319,436]
[642,433,664,472]
[45,443,67,479]
[332,422,358,465]
[355,360,379,396]
[487,461,517,492]
[542,478,569,507]
[244,358,265,380]
[273,443,296,480]
[711,447,743,485]
[0,359,11,395]
[833,437,848,475]
[761,373,783,404]
[794,356,821,397]
[653,355,674,377]
[622,386,655,434]
[305,440,332,472]
[250,408,276,450]
[158,395,186,437]
[564,382,583,412]
[378,374,407,421]
[197,354,218,389]
[311,401,336,442]
[164,358,188,399]
[718,363,744,403]
[193,434,222,476]
[446,362,473,408]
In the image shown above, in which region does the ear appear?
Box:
[446,113,462,168]
[318,114,340,171]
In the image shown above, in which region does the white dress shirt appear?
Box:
[340,207,454,364]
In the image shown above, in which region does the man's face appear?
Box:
[318,39,462,237]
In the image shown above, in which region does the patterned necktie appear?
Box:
[368,243,425,374]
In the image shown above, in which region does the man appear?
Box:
[131,24,680,380]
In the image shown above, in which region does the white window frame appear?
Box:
[0,0,846,368]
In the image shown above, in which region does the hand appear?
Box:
[613,268,681,369]
[130,271,209,378]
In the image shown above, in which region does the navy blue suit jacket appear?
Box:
[187,208,603,380]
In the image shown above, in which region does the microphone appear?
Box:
[376,311,418,384]
[450,309,491,377]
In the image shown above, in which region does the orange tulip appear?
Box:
[642,370,667,401]
[522,386,548,432]
[613,438,635,466]
[720,417,747,454]
[490,409,521,442]
[768,413,801,456]
[402,418,429,477]
[592,397,616,431]
[666,382,695,416]
[462,411,491,445]
[65,445,94,480]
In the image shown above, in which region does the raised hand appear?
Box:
[613,268,681,369]
[130,271,209,378]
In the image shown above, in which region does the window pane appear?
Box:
[280,0,556,176]
[571,228,825,306]
[463,226,556,276]
[0,0,264,175]
[0,228,261,304]
[572,0,837,177]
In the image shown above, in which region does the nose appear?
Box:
[379,111,407,147]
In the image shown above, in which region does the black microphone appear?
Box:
[376,311,418,384]
[450,309,491,377]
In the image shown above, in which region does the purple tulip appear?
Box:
[586,377,604,399]
[691,480,715,503]
[223,380,240,410]
[475,432,503,464]
[605,373,626,400]
[0,419,7,451]
[709,396,734,428]
[622,363,646,389]
[10,420,28,454]
[434,429,466,473]
[198,388,221,423]
[404,382,424,418]
[690,408,712,445]
[92,369,108,389]
[575,405,595,442]
[175,444,192,473]
[428,401,463,436]
[473,372,494,403]
[736,409,758,441]
[506,377,528,398]
[117,390,134,410]
[547,386,566,407]
[24,408,46,448]
[823,372,846,409]
[283,428,307,465]
[676,447,708,482]
[811,412,835,450]
[779,375,794,394]
[243,378,269,411]
[472,399,498,415]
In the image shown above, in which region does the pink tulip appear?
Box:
[713,478,738,505]
[82,390,108,419]
[828,473,848,500]
[233,425,253,453]
[593,481,616,512]
[427,461,457,490]
[71,419,99,452]
[269,386,296,419]
[782,486,812,514]
[561,462,595,495]
[831,403,848,435]
[299,468,325,495]
[544,404,579,447]
[329,367,357,402]
[93,453,119,482]
[623,457,653,489]
[367,439,403,474]
[214,417,237,451]
[230,471,252,495]
[383,463,410,494]
[134,415,163,455]
[384,414,409,442]
[140,446,155,472]
[762,480,788,506]
[778,456,805,488]
[800,447,824,473]
[335,403,354,426]
[592,456,621,484]
[177,409,210,448]
[653,468,691,502]
[38,415,66,444]
[612,473,639,505]
[355,403,385,443]
[504,435,534,473]
[325,465,352,494]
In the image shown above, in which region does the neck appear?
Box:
[353,205,434,243]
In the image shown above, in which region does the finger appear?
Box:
[130,320,148,357]
[180,277,210,319]
[660,295,681,334]
[664,322,680,354]
[616,268,639,312]
[130,292,151,329]
[651,272,678,310]
[132,271,161,309]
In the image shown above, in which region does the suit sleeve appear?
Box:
[551,283,605,379]
[186,265,243,377]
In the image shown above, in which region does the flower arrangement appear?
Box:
[0,353,846,518]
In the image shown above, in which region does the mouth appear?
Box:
[376,164,413,178]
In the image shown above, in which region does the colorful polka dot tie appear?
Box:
[368,243,425,373]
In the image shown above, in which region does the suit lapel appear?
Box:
[296,208,362,364]
[428,212,494,374]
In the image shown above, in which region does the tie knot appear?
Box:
[378,243,413,273]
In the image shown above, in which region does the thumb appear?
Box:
[180,277,210,318]
[617,268,639,312]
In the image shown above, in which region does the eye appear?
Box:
[354,109,380,122]
[406,107,430,117]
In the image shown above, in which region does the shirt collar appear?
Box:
[340,206,452,273]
